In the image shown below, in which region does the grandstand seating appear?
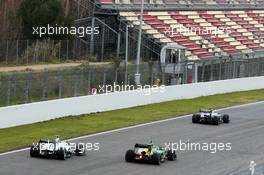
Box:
[120,10,264,60]
[96,0,264,60]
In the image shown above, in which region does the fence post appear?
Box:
[201,62,205,82]
[5,40,9,64]
[218,60,222,80]
[249,61,253,77]
[34,40,37,64]
[162,67,165,85]
[58,71,63,98]
[101,24,105,62]
[117,31,121,59]
[90,17,95,55]
[7,79,11,105]
[11,74,17,98]
[59,40,61,62]
[232,60,236,78]
[115,67,118,83]
[225,60,229,79]
[261,59,264,76]
[80,67,85,95]
[26,40,29,65]
[24,72,31,103]
[92,67,96,89]
[244,60,248,77]
[42,71,48,100]
[74,72,78,97]
[66,40,69,60]
[43,39,47,63]
[149,62,154,86]
[16,40,19,65]
[257,58,261,76]
[87,68,91,95]
[210,61,214,81]
[127,73,131,85]
[226,61,230,79]
[103,67,106,86]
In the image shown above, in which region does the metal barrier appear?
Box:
[1,76,264,128]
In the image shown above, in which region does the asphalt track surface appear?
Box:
[0,101,264,175]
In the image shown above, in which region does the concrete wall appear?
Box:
[1,76,264,129]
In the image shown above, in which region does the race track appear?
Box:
[1,101,264,175]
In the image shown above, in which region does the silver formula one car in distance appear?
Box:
[192,109,230,125]
[30,137,86,160]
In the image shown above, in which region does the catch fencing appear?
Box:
[1,76,264,128]
[0,58,264,107]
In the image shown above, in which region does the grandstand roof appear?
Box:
[96,0,264,11]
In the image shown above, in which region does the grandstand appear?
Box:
[90,0,264,83]
[93,0,264,61]
[119,10,264,60]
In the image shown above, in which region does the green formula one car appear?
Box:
[125,142,177,165]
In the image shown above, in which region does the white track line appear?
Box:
[0,100,263,156]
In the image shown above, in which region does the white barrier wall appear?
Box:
[1,76,264,129]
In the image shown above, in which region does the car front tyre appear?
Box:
[223,114,230,123]
[167,150,177,161]
[192,114,200,123]
[152,153,161,165]
[30,146,39,158]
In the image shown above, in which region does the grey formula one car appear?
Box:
[192,109,230,125]
[30,137,86,160]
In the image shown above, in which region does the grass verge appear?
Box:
[0,89,264,153]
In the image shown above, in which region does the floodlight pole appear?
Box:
[135,0,144,85]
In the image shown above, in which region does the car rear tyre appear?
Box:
[58,148,66,160]
[167,150,177,161]
[152,153,161,165]
[75,143,86,156]
[212,117,219,125]
[125,150,134,162]
[223,114,230,123]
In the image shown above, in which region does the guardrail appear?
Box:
[99,2,264,11]
[0,76,264,129]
